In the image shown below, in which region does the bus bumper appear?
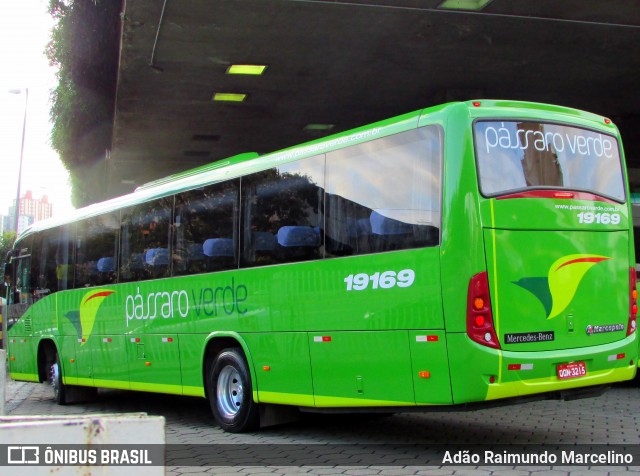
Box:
[447,332,637,403]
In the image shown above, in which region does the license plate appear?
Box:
[557,361,587,380]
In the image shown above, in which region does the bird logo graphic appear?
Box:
[513,254,609,320]
[64,289,115,344]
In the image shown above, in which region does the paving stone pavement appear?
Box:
[2,374,640,476]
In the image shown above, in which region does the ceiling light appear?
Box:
[226,64,268,75]
[437,0,493,11]
[303,123,335,132]
[212,93,247,102]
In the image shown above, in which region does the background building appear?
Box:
[5,190,53,234]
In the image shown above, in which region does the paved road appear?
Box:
[3,376,640,475]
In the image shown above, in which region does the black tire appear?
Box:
[49,352,68,405]
[206,348,259,432]
[48,351,97,404]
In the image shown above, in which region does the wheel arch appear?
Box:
[202,332,258,401]
[36,338,58,383]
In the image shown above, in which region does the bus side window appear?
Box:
[75,213,120,288]
[31,233,47,301]
[241,154,325,267]
[56,224,74,291]
[173,179,239,276]
[9,237,33,306]
[31,228,64,299]
[325,126,442,257]
[120,197,173,282]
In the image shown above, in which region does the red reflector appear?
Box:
[508,364,521,371]
[322,336,332,342]
[427,335,439,342]
[489,375,496,384]
[618,353,626,360]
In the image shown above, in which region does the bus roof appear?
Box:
[18,100,618,239]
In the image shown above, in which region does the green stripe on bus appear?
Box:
[257,391,314,407]
[10,373,39,382]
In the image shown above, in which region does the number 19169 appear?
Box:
[344,269,416,291]
[577,212,620,225]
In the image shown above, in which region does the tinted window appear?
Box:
[241,155,325,267]
[325,127,442,257]
[474,121,625,201]
[120,198,173,282]
[75,213,119,287]
[55,225,74,291]
[174,180,239,275]
[9,237,32,306]
[33,227,72,297]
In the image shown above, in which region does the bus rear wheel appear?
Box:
[207,348,259,432]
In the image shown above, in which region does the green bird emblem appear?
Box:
[513,254,610,320]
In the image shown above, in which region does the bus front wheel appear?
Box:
[49,353,68,405]
[48,351,97,404]
[207,348,259,432]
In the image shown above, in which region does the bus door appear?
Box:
[6,238,37,379]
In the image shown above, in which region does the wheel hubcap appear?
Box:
[217,365,243,418]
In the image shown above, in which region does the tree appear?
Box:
[0,231,16,271]
[46,0,122,206]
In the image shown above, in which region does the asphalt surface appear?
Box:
[2,374,640,475]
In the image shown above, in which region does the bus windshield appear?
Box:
[474,120,625,202]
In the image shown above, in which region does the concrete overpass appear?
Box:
[106,0,640,197]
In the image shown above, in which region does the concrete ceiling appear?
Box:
[108,0,640,197]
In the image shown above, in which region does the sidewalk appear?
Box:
[3,377,37,415]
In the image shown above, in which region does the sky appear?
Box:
[0,0,74,218]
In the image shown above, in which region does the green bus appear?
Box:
[5,100,637,432]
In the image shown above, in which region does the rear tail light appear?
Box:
[467,272,500,349]
[628,267,637,336]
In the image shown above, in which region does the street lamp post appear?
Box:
[9,88,28,235]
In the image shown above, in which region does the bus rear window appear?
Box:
[474,121,625,202]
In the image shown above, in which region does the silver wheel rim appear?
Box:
[216,365,243,418]
[50,361,60,395]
